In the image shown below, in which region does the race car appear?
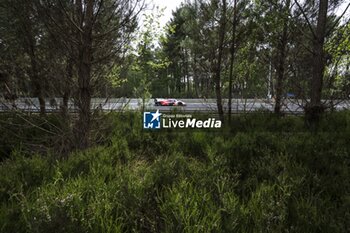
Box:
[154,98,186,106]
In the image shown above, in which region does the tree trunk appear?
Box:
[274,0,290,115]
[28,41,46,115]
[274,22,288,114]
[62,57,73,116]
[24,8,46,115]
[307,0,328,122]
[214,0,227,121]
[75,0,94,149]
[185,49,190,96]
[177,65,182,94]
[228,0,237,121]
[193,55,199,97]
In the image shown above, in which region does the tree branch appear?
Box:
[294,0,317,39]
[325,2,350,37]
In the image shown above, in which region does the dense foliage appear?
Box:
[1,112,349,232]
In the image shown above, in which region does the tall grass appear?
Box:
[1,112,350,232]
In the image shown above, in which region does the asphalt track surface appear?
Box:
[1,98,349,114]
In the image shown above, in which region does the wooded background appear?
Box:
[0,0,349,146]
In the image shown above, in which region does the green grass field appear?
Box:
[1,112,350,232]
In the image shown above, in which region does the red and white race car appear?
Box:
[154,98,186,106]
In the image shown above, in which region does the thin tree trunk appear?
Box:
[274,21,288,114]
[228,0,237,121]
[185,49,190,96]
[193,55,199,97]
[28,39,46,115]
[177,65,182,94]
[75,0,94,149]
[214,0,227,121]
[24,6,46,115]
[274,0,290,115]
[308,0,328,122]
[62,57,73,116]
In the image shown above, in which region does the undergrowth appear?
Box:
[0,112,349,232]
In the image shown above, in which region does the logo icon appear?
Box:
[143,109,162,129]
